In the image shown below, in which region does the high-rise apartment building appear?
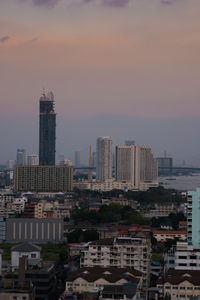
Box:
[14,165,73,192]
[116,145,158,190]
[96,137,112,182]
[187,188,200,247]
[74,151,81,167]
[116,146,134,183]
[27,154,39,166]
[39,91,56,166]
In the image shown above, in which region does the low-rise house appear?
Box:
[153,230,187,242]
[65,267,142,293]
[157,269,200,300]
[11,242,41,271]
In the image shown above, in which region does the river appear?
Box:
[158,175,200,191]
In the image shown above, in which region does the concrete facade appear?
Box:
[14,165,73,192]
[6,218,64,243]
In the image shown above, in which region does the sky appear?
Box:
[1,0,200,165]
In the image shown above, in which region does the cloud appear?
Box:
[18,0,182,8]
[0,36,10,43]
[30,37,38,42]
[102,0,129,7]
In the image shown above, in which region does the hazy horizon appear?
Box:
[1,0,200,165]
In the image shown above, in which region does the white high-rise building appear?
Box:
[96,137,112,182]
[27,154,39,166]
[116,145,158,190]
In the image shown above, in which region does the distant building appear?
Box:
[27,154,39,166]
[14,165,73,192]
[92,152,96,168]
[16,149,26,165]
[125,140,135,146]
[96,137,112,182]
[115,145,158,190]
[156,157,173,176]
[74,150,81,167]
[39,91,56,166]
[7,160,14,170]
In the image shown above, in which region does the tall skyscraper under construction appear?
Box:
[39,91,56,165]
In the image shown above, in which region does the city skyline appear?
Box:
[1,0,200,164]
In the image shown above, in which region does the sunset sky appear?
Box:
[1,0,200,164]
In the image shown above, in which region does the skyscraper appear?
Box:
[16,149,26,165]
[39,91,56,166]
[96,137,112,182]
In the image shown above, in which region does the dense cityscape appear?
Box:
[1,1,200,300]
[0,91,199,300]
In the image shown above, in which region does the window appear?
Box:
[173,287,178,290]
[179,256,187,259]
[165,286,171,289]
[180,295,185,298]
[31,253,36,258]
[187,287,193,290]
[180,286,185,290]
[179,263,187,266]
[190,263,197,266]
[190,256,197,259]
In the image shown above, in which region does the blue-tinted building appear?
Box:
[187,188,200,247]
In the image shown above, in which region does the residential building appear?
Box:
[116,145,134,183]
[165,242,200,271]
[100,285,138,300]
[115,145,158,190]
[65,267,142,293]
[96,137,112,182]
[153,230,187,242]
[14,165,73,192]
[0,279,35,300]
[27,154,39,166]
[157,269,200,300]
[187,188,200,247]
[141,203,177,218]
[80,234,151,289]
[16,148,26,165]
[11,242,41,271]
[39,91,56,166]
